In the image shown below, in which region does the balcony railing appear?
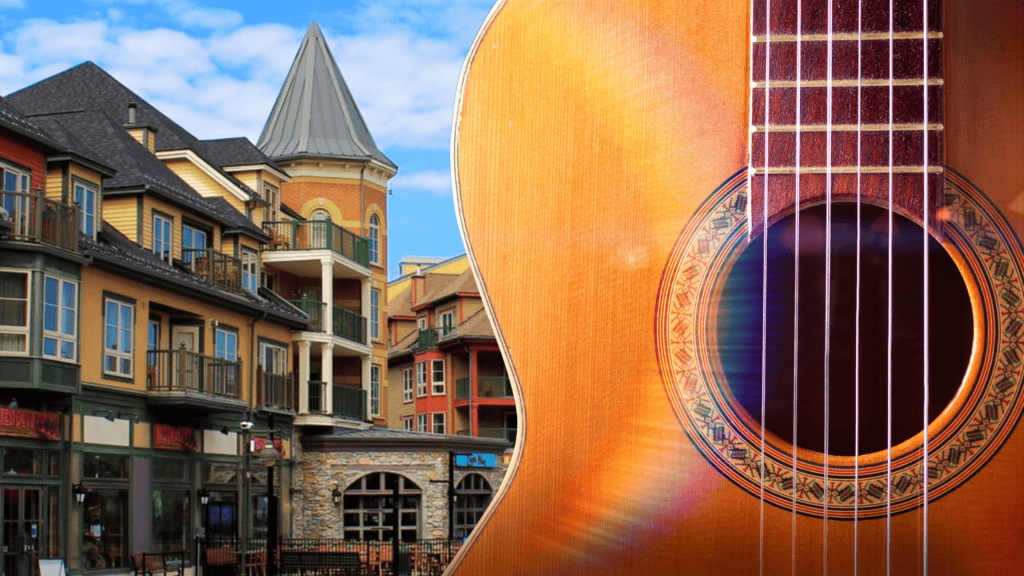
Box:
[258,369,294,410]
[0,190,78,253]
[183,248,242,292]
[334,385,366,420]
[307,380,327,414]
[457,427,517,443]
[455,376,513,400]
[147,349,241,399]
[262,220,369,267]
[289,297,367,345]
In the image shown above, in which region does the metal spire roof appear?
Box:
[257,22,396,169]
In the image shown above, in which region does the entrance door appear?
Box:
[171,325,201,391]
[2,487,42,576]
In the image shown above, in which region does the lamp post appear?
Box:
[257,415,279,576]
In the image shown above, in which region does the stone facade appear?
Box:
[291,431,509,539]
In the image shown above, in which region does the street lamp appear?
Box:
[331,486,342,506]
[72,483,87,504]
[256,416,279,576]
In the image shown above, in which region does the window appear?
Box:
[342,473,420,541]
[454,474,493,539]
[439,309,455,336]
[181,224,207,263]
[402,417,413,431]
[417,317,426,331]
[1,162,30,237]
[216,328,238,392]
[415,362,427,397]
[370,288,380,341]
[261,270,275,291]
[263,183,279,222]
[148,320,160,351]
[431,359,445,395]
[43,275,77,361]
[0,270,29,355]
[215,328,237,362]
[370,364,381,417]
[368,214,380,264]
[241,248,259,293]
[74,181,98,239]
[402,368,413,403]
[432,412,445,434]
[417,414,428,433]
[259,341,288,408]
[82,452,129,572]
[104,297,134,377]
[153,212,173,263]
[151,458,191,554]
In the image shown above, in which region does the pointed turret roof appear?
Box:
[258,23,395,169]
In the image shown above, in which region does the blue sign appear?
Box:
[456,453,495,468]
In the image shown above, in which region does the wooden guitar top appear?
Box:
[451,1,1024,574]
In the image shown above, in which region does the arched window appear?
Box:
[454,473,492,539]
[368,214,380,264]
[342,472,421,541]
[308,209,331,249]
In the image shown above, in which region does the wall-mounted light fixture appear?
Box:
[331,485,342,506]
[198,489,210,506]
[72,483,87,504]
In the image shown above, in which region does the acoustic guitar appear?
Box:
[451,1,1024,574]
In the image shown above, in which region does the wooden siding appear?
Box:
[163,157,247,213]
[141,195,222,260]
[102,195,139,242]
[0,132,46,192]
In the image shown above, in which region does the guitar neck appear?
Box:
[748,0,944,233]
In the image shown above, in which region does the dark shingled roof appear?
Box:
[302,425,511,451]
[204,196,269,240]
[0,96,61,151]
[202,137,287,174]
[7,62,259,197]
[83,222,305,327]
[258,23,395,169]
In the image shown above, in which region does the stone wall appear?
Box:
[292,440,507,539]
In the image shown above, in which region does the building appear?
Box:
[387,256,517,444]
[0,21,510,575]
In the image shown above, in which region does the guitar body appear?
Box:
[451,1,1024,574]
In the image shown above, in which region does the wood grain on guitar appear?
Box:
[452,1,1024,574]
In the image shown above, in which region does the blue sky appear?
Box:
[0,0,495,278]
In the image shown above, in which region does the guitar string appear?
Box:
[792,1,802,574]
[755,0,770,573]
[824,0,834,571]
[886,0,895,573]
[854,0,863,572]
[922,1,931,574]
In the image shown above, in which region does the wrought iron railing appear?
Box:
[457,427,517,443]
[182,248,243,292]
[257,369,293,410]
[262,220,369,267]
[289,297,324,332]
[0,190,78,252]
[288,297,366,345]
[307,380,327,414]
[455,376,513,400]
[334,385,367,420]
[146,349,241,398]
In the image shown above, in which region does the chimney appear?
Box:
[124,102,158,153]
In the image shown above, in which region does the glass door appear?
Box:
[2,487,42,576]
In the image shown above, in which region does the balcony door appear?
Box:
[171,325,200,391]
[2,487,42,576]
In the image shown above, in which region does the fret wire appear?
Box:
[753,78,943,88]
[751,123,943,132]
[752,166,943,174]
[754,31,942,42]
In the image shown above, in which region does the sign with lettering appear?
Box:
[153,424,198,452]
[0,408,61,441]
[455,453,496,468]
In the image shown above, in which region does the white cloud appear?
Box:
[155,0,242,30]
[392,169,452,196]
[0,0,25,8]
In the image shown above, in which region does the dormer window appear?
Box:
[263,183,280,222]
[1,161,30,237]
[182,223,208,264]
[153,212,173,264]
[73,181,98,239]
[241,248,258,293]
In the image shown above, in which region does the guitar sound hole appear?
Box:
[718,203,973,456]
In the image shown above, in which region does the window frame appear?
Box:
[241,247,259,293]
[415,362,427,397]
[103,296,135,378]
[1,161,31,237]
[42,274,77,362]
[73,179,99,239]
[153,211,173,264]
[402,368,413,403]
[370,288,380,341]
[438,308,455,336]
[0,269,30,356]
[416,413,428,433]
[432,412,446,434]
[369,364,381,417]
[368,214,380,264]
[431,359,445,395]
[181,222,208,264]
[215,327,238,362]
[402,417,413,431]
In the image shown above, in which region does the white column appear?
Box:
[322,342,334,415]
[322,258,333,335]
[298,340,311,413]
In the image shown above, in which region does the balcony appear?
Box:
[0,190,78,253]
[257,369,294,411]
[263,220,369,267]
[304,381,365,420]
[289,297,367,345]
[183,248,242,293]
[455,376,513,400]
[457,427,517,443]
[146,349,243,408]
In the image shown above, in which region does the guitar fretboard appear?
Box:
[748,0,943,234]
